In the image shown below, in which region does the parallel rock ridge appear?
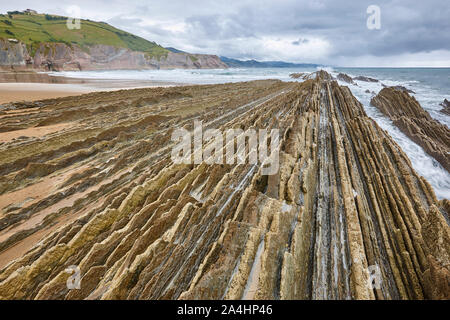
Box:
[371,88,450,172]
[0,73,449,300]
[440,99,450,116]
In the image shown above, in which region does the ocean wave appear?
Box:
[338,74,450,199]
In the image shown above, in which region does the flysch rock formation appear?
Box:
[0,39,227,71]
[289,73,305,79]
[371,88,450,172]
[336,73,379,85]
[440,99,450,116]
[0,71,449,300]
[353,76,378,83]
[381,84,415,94]
[336,73,355,84]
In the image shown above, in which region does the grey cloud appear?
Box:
[292,38,310,45]
[2,0,449,65]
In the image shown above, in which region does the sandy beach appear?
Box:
[0,83,93,104]
[0,82,184,104]
[0,72,186,104]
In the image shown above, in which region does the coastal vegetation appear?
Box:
[0,11,169,59]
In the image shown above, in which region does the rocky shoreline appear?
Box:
[0,72,448,299]
[371,87,450,172]
[440,99,450,116]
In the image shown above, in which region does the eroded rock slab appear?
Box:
[0,74,448,300]
[354,76,379,82]
[337,73,355,84]
[440,99,450,116]
[371,87,450,172]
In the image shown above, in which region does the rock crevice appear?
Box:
[0,75,448,300]
[371,87,450,172]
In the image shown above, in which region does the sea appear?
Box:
[48,67,450,199]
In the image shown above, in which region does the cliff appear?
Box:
[0,72,448,299]
[0,39,226,71]
[0,12,226,71]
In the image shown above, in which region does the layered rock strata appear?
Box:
[0,39,227,71]
[0,73,448,300]
[289,73,305,79]
[353,76,378,83]
[371,88,450,172]
[380,84,415,94]
[440,99,450,116]
[337,73,355,84]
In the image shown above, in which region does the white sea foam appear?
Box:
[317,66,335,73]
[333,71,450,199]
[47,68,303,84]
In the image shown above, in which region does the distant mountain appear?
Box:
[0,10,227,71]
[220,56,321,68]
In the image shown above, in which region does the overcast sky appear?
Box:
[2,0,450,66]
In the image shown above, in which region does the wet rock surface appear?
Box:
[335,74,379,85]
[371,87,450,172]
[381,84,415,94]
[440,99,450,116]
[289,73,305,79]
[354,76,379,83]
[0,73,448,300]
[337,73,355,84]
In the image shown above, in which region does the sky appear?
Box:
[2,0,450,67]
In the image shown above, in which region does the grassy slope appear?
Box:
[0,12,169,59]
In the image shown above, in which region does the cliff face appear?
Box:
[0,73,448,300]
[0,39,31,68]
[0,39,227,71]
[371,88,450,172]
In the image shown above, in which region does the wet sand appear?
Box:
[0,71,187,104]
[0,81,185,104]
[0,83,92,104]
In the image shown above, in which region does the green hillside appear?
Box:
[0,11,169,59]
